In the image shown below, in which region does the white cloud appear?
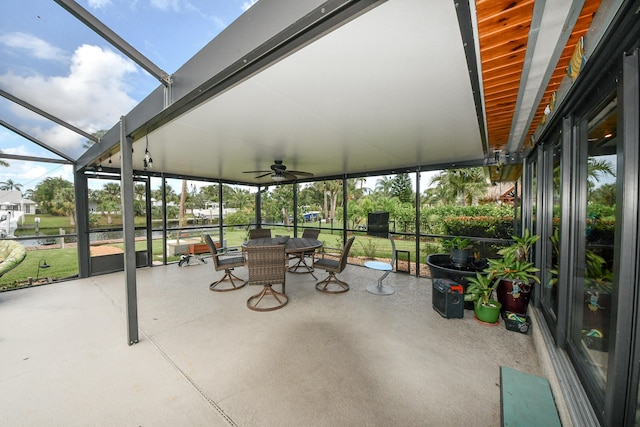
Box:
[0,44,138,150]
[0,160,52,188]
[241,0,259,11]
[0,32,67,62]
[3,144,35,157]
[88,0,112,9]
[30,126,85,152]
[150,0,182,12]
[88,0,113,8]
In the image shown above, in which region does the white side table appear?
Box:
[364,260,395,295]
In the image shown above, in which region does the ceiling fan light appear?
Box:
[271,174,285,182]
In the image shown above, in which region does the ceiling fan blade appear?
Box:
[282,171,299,180]
[289,170,314,178]
[244,162,313,180]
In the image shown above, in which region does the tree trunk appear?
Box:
[330,191,338,221]
[179,179,187,228]
[323,183,328,220]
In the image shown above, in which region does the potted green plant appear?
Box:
[444,236,473,268]
[492,229,541,315]
[464,270,502,323]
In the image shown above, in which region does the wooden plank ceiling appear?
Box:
[476,0,602,154]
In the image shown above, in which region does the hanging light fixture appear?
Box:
[144,134,153,170]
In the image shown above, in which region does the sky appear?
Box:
[0,0,258,191]
[0,0,438,194]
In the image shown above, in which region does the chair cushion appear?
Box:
[218,256,245,268]
[315,258,339,270]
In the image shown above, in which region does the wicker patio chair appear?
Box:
[246,243,288,311]
[314,236,355,294]
[248,228,272,240]
[0,240,27,277]
[288,228,321,278]
[205,234,247,292]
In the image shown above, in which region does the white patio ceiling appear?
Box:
[3,0,601,185]
[99,0,485,184]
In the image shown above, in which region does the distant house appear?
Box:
[0,191,37,214]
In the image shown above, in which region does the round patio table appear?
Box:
[243,237,323,267]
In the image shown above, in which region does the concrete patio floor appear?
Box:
[0,260,543,426]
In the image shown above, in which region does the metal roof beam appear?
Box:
[54,0,172,86]
[506,0,585,152]
[0,118,77,162]
[0,89,98,145]
[0,152,71,165]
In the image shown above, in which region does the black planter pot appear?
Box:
[426,254,487,310]
[450,249,472,268]
[496,279,532,315]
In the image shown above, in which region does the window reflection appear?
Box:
[541,141,561,322]
[572,97,617,395]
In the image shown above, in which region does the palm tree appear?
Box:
[0,179,23,193]
[323,180,342,220]
[83,130,107,149]
[588,157,615,182]
[33,177,73,214]
[347,177,369,200]
[429,167,487,205]
[226,188,252,209]
[51,186,76,226]
[23,189,35,200]
[590,183,616,205]
[553,157,615,191]
[200,184,220,203]
[179,180,188,227]
[587,157,616,199]
[302,182,326,212]
[375,176,394,197]
[0,150,10,168]
[133,183,146,216]
[99,182,121,224]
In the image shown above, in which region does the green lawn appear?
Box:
[1,218,425,290]
[0,247,79,289]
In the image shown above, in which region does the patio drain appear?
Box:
[142,329,238,427]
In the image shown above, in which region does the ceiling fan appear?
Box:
[243,160,314,182]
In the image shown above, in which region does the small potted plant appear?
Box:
[464,270,502,323]
[444,236,473,268]
[492,229,541,315]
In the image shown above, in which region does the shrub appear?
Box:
[359,238,378,259]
